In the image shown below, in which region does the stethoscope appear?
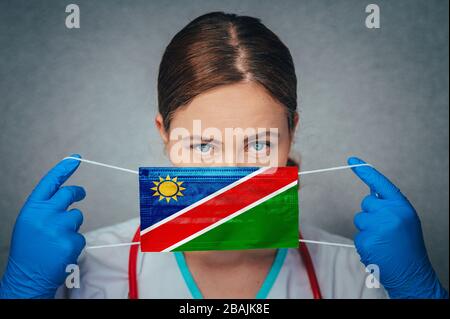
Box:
[127,227,323,299]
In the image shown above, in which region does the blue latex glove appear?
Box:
[349,157,448,299]
[0,155,86,299]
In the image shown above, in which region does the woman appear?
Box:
[0,12,447,299]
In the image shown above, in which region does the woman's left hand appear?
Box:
[348,157,448,299]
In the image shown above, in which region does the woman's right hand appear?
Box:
[0,155,86,298]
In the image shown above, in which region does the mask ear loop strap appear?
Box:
[62,156,372,176]
[63,157,138,174]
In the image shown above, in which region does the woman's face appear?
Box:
[156,81,297,167]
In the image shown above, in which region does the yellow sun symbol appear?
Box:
[151,175,185,203]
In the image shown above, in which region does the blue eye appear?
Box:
[195,143,212,153]
[251,142,267,152]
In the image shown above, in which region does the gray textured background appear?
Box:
[0,0,448,289]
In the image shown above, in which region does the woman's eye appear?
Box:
[249,141,269,152]
[194,143,212,153]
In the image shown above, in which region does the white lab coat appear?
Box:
[56,218,387,299]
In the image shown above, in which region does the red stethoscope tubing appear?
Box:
[128,228,322,299]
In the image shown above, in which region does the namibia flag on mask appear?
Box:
[138,167,299,252]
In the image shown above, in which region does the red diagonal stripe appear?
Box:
[140,167,298,252]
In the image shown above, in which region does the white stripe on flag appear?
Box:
[161,180,299,252]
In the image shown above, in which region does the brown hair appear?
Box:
[157,11,299,166]
[158,12,299,166]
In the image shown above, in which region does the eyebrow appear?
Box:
[244,131,280,144]
[181,135,218,143]
[244,130,280,143]
[181,130,280,144]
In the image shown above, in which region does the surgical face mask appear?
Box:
[138,166,299,252]
[63,156,369,250]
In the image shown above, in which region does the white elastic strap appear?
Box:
[86,239,355,250]
[298,163,373,175]
[62,156,368,250]
[63,157,139,174]
[63,156,372,176]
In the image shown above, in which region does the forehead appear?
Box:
[169,82,287,131]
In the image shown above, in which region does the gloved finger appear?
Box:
[348,157,404,200]
[354,211,375,230]
[66,233,86,263]
[29,154,82,201]
[354,231,364,247]
[53,209,84,231]
[48,186,86,210]
[361,194,382,212]
[353,232,369,262]
[370,189,380,198]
